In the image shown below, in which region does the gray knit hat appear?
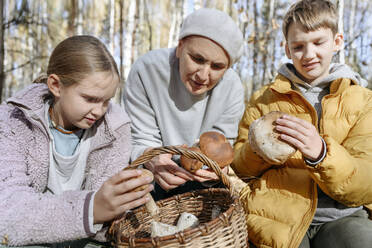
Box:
[179,8,244,65]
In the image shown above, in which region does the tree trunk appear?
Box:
[182,0,189,19]
[76,0,83,35]
[167,1,176,48]
[252,0,260,92]
[337,0,345,64]
[144,0,152,51]
[68,0,77,36]
[119,0,124,105]
[123,0,136,80]
[240,0,252,101]
[0,0,4,102]
[167,0,182,48]
[268,0,276,81]
[348,0,356,65]
[109,0,115,54]
[261,0,275,85]
[131,0,139,64]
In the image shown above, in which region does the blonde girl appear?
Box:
[0,35,153,247]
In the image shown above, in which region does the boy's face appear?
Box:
[285,22,343,85]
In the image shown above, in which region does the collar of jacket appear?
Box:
[5,83,128,149]
[269,74,356,96]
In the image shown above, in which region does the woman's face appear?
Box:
[49,71,119,130]
[176,36,229,95]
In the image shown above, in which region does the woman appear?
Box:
[124,8,245,200]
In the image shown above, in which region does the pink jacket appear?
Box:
[0,83,132,246]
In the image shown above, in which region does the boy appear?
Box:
[232,0,372,247]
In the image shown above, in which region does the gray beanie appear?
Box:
[179,8,244,65]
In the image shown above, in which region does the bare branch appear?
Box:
[5,56,48,73]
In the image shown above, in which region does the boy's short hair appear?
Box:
[282,0,338,40]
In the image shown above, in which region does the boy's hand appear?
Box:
[144,153,194,191]
[275,114,323,161]
[93,169,154,224]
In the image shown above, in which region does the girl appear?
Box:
[0,35,153,247]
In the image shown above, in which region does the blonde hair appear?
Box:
[282,0,338,40]
[34,35,119,86]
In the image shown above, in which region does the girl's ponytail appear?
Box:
[32,74,48,84]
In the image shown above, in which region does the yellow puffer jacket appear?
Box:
[233,75,372,248]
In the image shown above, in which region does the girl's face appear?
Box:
[176,36,229,95]
[49,71,119,130]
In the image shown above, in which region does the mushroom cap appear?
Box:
[248,111,296,165]
[180,146,203,173]
[199,131,234,168]
[133,169,154,192]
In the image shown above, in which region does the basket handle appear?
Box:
[125,146,236,197]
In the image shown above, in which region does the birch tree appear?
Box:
[237,1,252,101]
[0,0,4,102]
[347,0,356,65]
[261,0,275,84]
[1,0,371,101]
[108,0,115,54]
[123,0,136,80]
[67,0,77,36]
[76,0,83,35]
[337,0,345,64]
[252,0,260,92]
[117,0,124,104]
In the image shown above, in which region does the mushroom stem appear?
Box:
[145,193,160,221]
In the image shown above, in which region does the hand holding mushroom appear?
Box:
[247,110,325,166]
[117,168,199,238]
[93,169,154,224]
[274,112,323,161]
[144,151,194,191]
[180,131,233,181]
[248,111,297,164]
[249,111,323,164]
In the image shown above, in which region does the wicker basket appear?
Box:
[107,146,248,248]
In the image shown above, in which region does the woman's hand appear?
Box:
[192,165,229,182]
[144,153,194,191]
[275,114,323,161]
[93,169,154,224]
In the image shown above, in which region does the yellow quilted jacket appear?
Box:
[232,74,372,248]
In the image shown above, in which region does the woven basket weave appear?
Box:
[107,146,248,248]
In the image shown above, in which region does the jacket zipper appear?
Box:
[285,90,320,248]
[288,181,318,248]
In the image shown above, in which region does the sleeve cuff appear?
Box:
[89,191,103,234]
[304,138,327,167]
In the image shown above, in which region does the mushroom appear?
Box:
[179,147,203,172]
[133,169,159,217]
[131,169,200,237]
[151,212,199,237]
[248,111,297,165]
[199,131,234,168]
[180,131,234,172]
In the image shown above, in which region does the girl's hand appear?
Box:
[93,169,154,224]
[144,153,194,191]
[275,114,323,161]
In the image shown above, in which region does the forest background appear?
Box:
[0,0,371,104]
